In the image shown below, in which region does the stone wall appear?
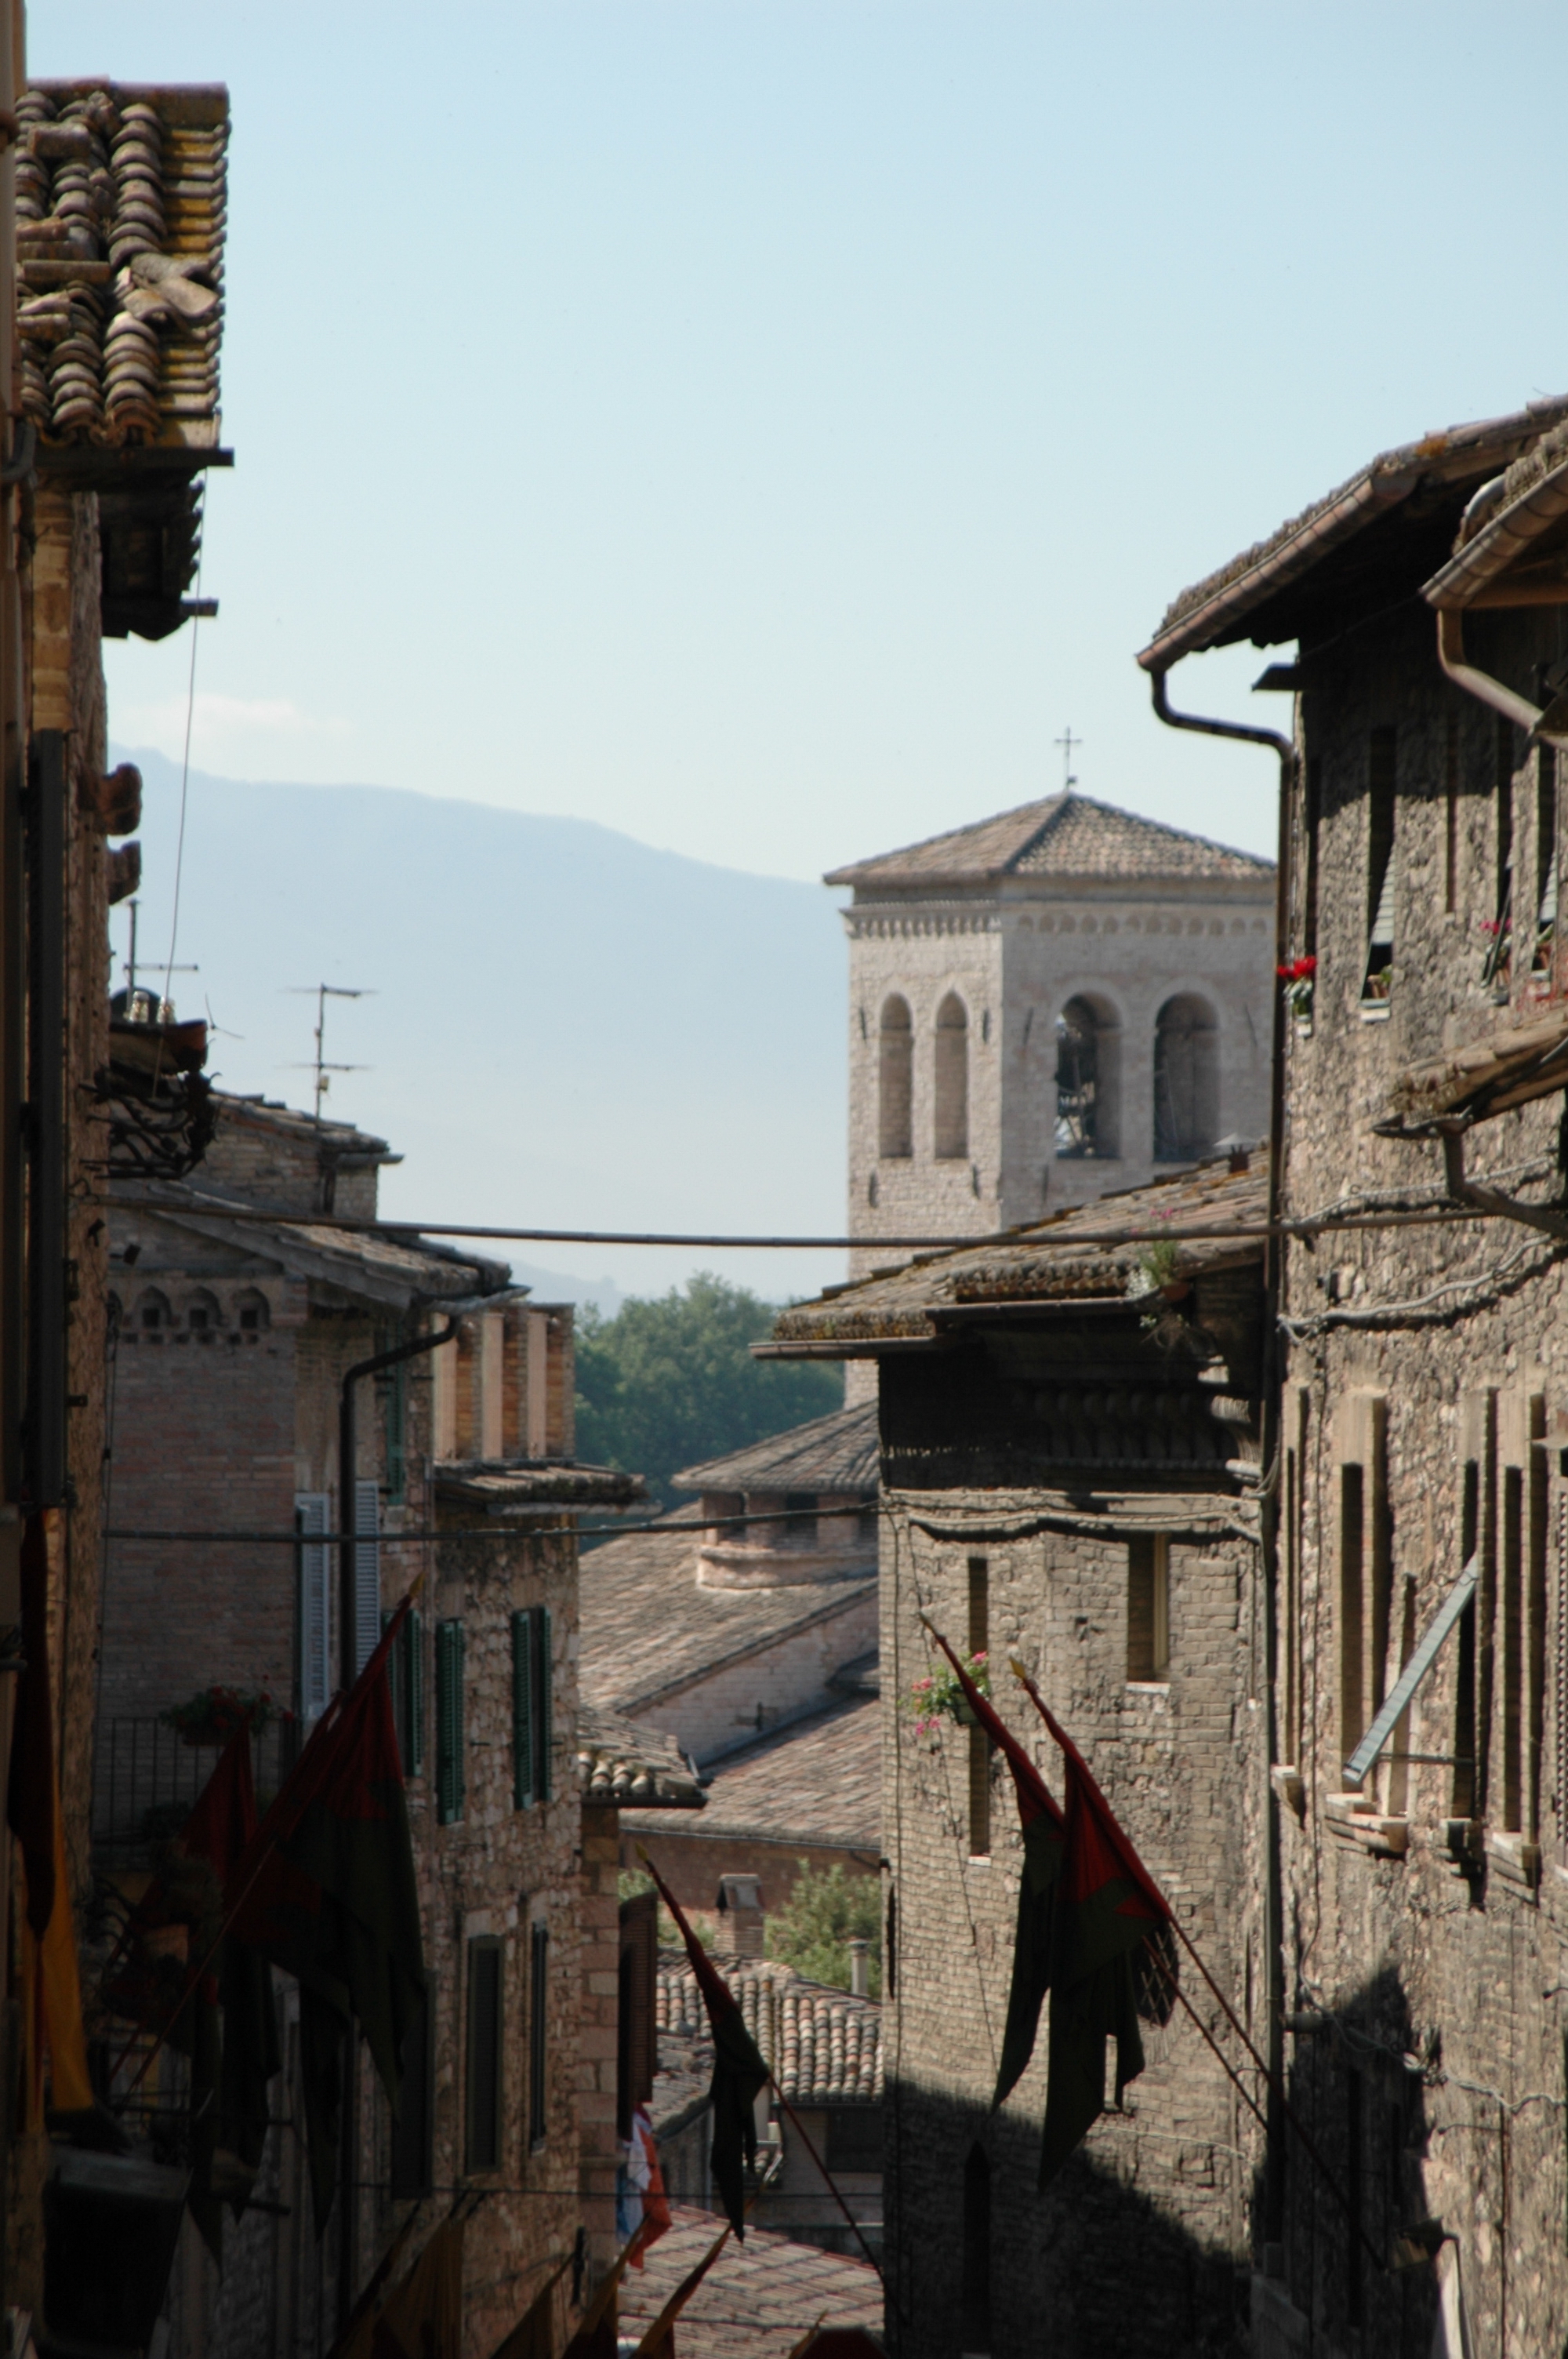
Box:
[1271,593,1568,2354]
[879,1492,1261,2358]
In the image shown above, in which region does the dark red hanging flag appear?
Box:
[922,1622,1065,2108]
[637,1851,768,2239]
[226,1596,425,2230]
[171,1725,279,2259]
[1009,1663,1177,2187]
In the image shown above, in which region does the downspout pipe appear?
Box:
[1147,660,1294,2263]
[1435,608,1541,737]
[338,1318,459,1695]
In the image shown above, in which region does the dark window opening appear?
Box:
[1054,997,1118,1158]
[1361,725,1396,1005]
[512,1605,554,1809]
[436,1618,466,1826]
[935,994,969,1161]
[1127,1535,1170,1681]
[1502,1463,1523,1830]
[1444,711,1459,916]
[390,1978,434,2198]
[617,1891,658,2141]
[236,1289,269,1334]
[1153,995,1218,1163]
[465,1937,503,2174]
[1486,716,1516,991]
[1302,755,1321,964]
[879,997,913,1159]
[528,1921,550,2149]
[960,2143,992,2353]
[1533,747,1559,983]
[1340,1463,1366,1761]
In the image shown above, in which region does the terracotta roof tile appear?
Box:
[657,1954,883,2104]
[768,1155,1266,1349]
[674,1403,880,1496]
[580,1521,874,1730]
[576,1703,703,1809]
[616,2207,882,2357]
[623,1696,879,1852]
[17,81,227,453]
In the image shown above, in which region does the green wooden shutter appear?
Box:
[512,1609,535,1810]
[535,1605,553,1804]
[436,1618,465,1826]
[407,1607,424,1774]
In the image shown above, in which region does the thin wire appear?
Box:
[162,550,202,1005]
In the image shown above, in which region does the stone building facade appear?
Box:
[769,1158,1271,2357]
[827,795,1276,1289]
[0,65,233,2317]
[1138,394,1568,2357]
[101,1092,664,2359]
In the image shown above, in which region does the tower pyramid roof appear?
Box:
[825,790,1273,893]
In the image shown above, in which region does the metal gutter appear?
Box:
[1145,651,1293,2259]
[1423,453,1568,610]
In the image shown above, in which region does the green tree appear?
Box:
[768,1862,881,1996]
[575,1273,842,1511]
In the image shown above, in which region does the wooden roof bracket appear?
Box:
[1439,1120,1568,1243]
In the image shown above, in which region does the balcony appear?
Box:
[93,1715,296,1863]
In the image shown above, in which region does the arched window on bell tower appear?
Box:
[878,995,913,1158]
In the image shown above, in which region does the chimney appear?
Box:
[848,1937,870,1998]
[717,1873,764,1957]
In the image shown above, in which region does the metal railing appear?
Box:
[93,1714,298,1856]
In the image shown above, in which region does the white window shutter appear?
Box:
[296,1492,331,1721]
[354,1478,381,1679]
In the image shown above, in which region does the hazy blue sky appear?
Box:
[34,2,1551,887]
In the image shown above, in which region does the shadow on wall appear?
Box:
[887,1967,1460,2358]
[884,2078,1252,2359]
[1258,1966,1443,2358]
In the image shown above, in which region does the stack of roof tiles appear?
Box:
[14,81,226,449]
[575,1704,704,1808]
[657,1954,883,2105]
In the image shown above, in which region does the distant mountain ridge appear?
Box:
[111,748,848,1303]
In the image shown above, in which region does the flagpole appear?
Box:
[1144,1943,1388,2279]
[484,2244,576,2359]
[625,2222,731,2359]
[1007,1659,1386,2275]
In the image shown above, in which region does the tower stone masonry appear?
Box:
[829,790,1276,1284]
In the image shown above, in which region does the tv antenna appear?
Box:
[285,983,374,1122]
[122,899,197,1010]
[1054,728,1080,792]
